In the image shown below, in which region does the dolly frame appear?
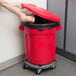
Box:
[23,59,56,74]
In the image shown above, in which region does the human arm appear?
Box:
[0,0,35,22]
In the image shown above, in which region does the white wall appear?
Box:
[0,0,47,63]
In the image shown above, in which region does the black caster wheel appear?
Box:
[23,64,28,69]
[51,64,56,69]
[35,69,42,74]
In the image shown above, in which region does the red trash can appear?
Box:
[19,3,61,74]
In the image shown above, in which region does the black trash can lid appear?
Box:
[21,3,61,22]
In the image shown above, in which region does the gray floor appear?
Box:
[0,54,76,76]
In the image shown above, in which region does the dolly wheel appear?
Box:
[35,69,42,74]
[23,64,28,69]
[51,64,56,69]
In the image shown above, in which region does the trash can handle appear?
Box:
[56,24,62,31]
[19,25,24,31]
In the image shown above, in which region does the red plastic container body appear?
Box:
[19,3,62,65]
[19,25,61,65]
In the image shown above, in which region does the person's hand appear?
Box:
[12,3,22,8]
[0,0,35,23]
[19,13,35,23]
[19,13,27,22]
[26,16,35,23]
